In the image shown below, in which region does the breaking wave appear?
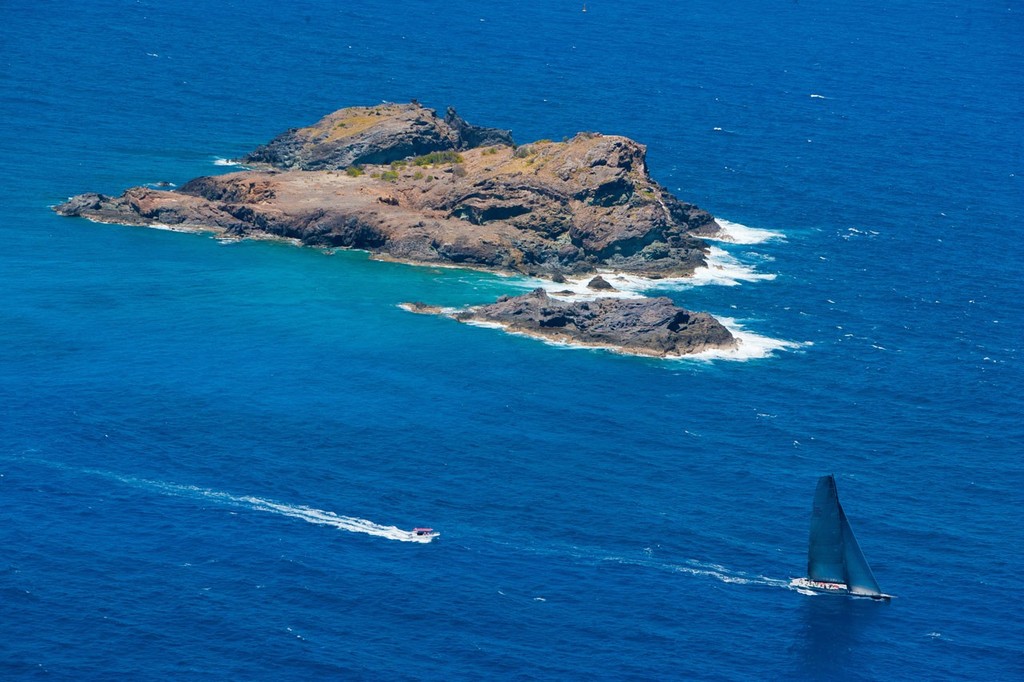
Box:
[683,317,810,362]
[707,219,786,245]
[514,245,775,301]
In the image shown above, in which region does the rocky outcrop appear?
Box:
[242,102,514,170]
[442,107,515,150]
[55,102,722,279]
[405,289,736,357]
[55,188,248,231]
[587,275,615,290]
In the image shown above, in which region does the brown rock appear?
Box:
[242,102,513,170]
[55,103,721,278]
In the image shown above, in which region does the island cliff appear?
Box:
[54,102,737,356]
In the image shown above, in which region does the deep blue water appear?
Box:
[2,1,1022,679]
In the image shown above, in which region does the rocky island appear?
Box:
[405,289,735,357]
[55,102,739,357]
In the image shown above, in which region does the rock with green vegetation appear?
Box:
[55,102,724,279]
[242,102,513,170]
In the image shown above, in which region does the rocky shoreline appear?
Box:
[54,102,739,357]
[403,289,736,358]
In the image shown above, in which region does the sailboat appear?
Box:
[790,475,892,600]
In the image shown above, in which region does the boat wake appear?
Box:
[610,555,792,588]
[140,478,438,543]
[500,538,792,590]
[17,459,437,543]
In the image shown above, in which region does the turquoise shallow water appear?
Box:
[2,1,1022,679]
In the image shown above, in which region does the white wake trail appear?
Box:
[607,554,791,588]
[235,495,436,543]
[37,460,439,544]
[139,479,438,543]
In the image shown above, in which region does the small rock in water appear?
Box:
[587,275,615,290]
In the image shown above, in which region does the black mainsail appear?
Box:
[806,475,886,598]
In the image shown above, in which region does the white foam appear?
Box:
[83,216,215,236]
[790,580,819,596]
[236,495,437,543]
[685,317,809,362]
[213,158,245,167]
[397,303,461,315]
[605,554,791,588]
[842,227,880,241]
[147,222,206,234]
[516,273,649,300]
[706,219,786,245]
[68,466,439,543]
[672,560,791,587]
[509,248,773,302]
[692,246,777,286]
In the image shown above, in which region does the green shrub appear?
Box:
[513,145,533,158]
[412,150,464,166]
[413,170,424,180]
[345,165,364,177]
[380,170,399,182]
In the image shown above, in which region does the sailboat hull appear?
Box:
[790,577,892,601]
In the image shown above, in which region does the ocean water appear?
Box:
[2,0,1022,679]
